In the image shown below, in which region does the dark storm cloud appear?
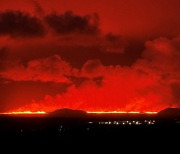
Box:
[0,11,45,37]
[45,11,100,35]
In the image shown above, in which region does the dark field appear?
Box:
[0,113,179,148]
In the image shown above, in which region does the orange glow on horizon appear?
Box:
[1,110,158,115]
[144,112,158,114]
[1,111,47,115]
[0,1,180,118]
[87,111,157,114]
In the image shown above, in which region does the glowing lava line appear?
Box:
[1,111,47,115]
[1,110,157,115]
[87,111,157,114]
[144,112,158,114]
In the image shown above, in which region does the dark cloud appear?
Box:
[45,11,100,35]
[0,10,127,66]
[0,10,100,37]
[0,11,45,37]
[101,33,127,53]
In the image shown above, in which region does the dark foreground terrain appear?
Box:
[0,109,180,149]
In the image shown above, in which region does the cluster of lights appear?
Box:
[89,120,156,125]
[144,120,156,125]
[97,121,142,125]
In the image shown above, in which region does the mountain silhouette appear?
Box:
[157,108,180,118]
[48,108,87,118]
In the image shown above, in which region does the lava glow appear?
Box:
[0,1,180,119]
[2,111,47,115]
[1,110,158,115]
[86,111,157,114]
[144,112,158,114]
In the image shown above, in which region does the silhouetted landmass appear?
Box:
[48,107,180,119]
[157,108,180,118]
[0,108,180,147]
[48,108,87,118]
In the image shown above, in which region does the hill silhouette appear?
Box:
[157,108,180,118]
[48,108,87,118]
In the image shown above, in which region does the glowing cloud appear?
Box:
[5,37,179,113]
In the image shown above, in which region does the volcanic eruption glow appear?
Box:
[1,110,158,115]
[0,5,180,114]
[2,111,47,115]
[87,111,157,114]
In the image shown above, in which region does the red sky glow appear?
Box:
[0,0,180,113]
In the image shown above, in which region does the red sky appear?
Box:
[0,0,180,112]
